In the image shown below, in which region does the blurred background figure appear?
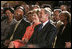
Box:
[53,9,63,29]
[55,11,71,48]
[41,4,51,9]
[1,7,5,21]
[1,8,16,48]
[32,5,40,10]
[60,5,68,11]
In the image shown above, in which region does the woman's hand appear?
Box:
[22,38,28,44]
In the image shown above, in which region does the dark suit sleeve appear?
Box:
[38,25,57,48]
[66,24,71,42]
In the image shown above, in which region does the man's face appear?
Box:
[38,9,47,22]
[5,10,12,17]
[5,10,13,23]
[24,5,29,13]
[60,5,66,11]
[1,9,4,16]
[59,13,65,22]
[53,11,60,21]
[5,10,13,19]
[27,14,33,22]
[14,9,24,21]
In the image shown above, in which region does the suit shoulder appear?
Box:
[50,23,56,29]
[22,19,30,26]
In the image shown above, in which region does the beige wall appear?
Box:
[1,1,7,7]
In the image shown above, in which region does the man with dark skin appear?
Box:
[3,6,30,48]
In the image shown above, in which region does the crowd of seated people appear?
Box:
[1,1,71,48]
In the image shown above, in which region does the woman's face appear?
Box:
[27,13,39,23]
[32,13,38,20]
[32,13,39,22]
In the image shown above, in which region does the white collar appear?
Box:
[42,20,49,28]
[15,19,22,23]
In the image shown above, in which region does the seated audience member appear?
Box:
[52,9,64,48]
[22,8,57,48]
[24,5,30,15]
[10,6,30,40]
[8,10,41,48]
[53,9,63,29]
[43,7,54,25]
[41,4,51,9]
[1,8,16,48]
[60,5,68,11]
[32,5,40,10]
[1,7,4,20]
[3,6,30,47]
[55,11,71,48]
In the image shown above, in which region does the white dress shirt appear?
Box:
[42,20,49,28]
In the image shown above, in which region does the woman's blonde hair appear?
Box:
[59,11,71,24]
[26,9,40,22]
[26,8,41,17]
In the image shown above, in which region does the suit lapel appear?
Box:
[40,21,51,32]
[15,19,24,33]
[36,21,51,40]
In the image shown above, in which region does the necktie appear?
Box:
[10,21,21,41]
[38,23,43,31]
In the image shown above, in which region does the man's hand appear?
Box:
[4,40,11,46]
[8,41,15,48]
[65,42,71,48]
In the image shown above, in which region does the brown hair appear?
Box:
[26,11,36,22]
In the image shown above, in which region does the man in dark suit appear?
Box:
[3,6,30,47]
[9,6,30,40]
[23,8,57,48]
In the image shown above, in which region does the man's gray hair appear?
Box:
[54,9,62,13]
[44,7,52,19]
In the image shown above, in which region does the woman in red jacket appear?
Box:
[8,10,41,48]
